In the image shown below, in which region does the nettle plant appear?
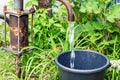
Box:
[71,0,120,54]
[106,4,120,27]
[33,7,68,50]
[25,0,120,55]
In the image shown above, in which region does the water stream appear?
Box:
[68,22,75,69]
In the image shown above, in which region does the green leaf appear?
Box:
[106,15,115,23]
[92,22,103,30]
[80,6,86,13]
[54,23,62,28]
[106,5,120,22]
[89,33,102,43]
[108,27,119,33]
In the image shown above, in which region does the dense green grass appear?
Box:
[0,50,17,80]
[0,47,120,80]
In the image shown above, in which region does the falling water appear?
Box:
[69,22,75,69]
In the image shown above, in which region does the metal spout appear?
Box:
[58,0,74,21]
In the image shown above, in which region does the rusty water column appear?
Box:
[3,0,35,78]
[10,0,28,51]
[3,0,35,53]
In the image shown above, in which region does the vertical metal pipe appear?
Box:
[31,14,34,44]
[16,54,22,78]
[4,13,7,46]
[14,0,24,10]
[18,16,20,52]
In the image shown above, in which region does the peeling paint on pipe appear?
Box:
[9,15,28,50]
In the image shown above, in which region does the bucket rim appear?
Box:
[55,50,110,74]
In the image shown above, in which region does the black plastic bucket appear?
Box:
[55,50,110,80]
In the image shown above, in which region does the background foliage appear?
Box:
[0,0,120,80]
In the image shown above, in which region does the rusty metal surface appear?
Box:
[9,14,28,51]
[16,54,22,78]
[4,9,31,16]
[4,13,7,46]
[29,5,36,13]
[38,0,52,8]
[14,0,23,10]
[58,0,74,21]
[3,5,7,12]
[3,46,34,54]
[18,16,20,52]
